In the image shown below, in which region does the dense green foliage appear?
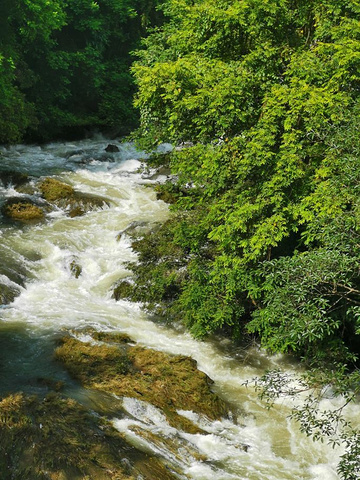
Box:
[130,1,360,475]
[0,0,161,143]
[133,0,360,362]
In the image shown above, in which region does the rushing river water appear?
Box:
[0,138,353,479]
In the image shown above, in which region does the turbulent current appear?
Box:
[0,138,352,479]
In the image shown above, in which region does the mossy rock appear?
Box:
[1,199,45,222]
[55,335,228,431]
[69,258,82,278]
[0,283,21,305]
[67,192,110,216]
[156,189,177,204]
[0,392,177,480]
[39,177,110,216]
[112,280,134,301]
[91,331,133,344]
[39,178,74,201]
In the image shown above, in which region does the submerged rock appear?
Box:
[0,392,177,480]
[39,177,110,216]
[0,170,28,189]
[69,257,82,278]
[55,334,228,433]
[0,283,21,305]
[0,264,26,288]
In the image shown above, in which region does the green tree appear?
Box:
[133,0,360,344]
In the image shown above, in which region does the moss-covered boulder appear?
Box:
[55,334,228,432]
[0,392,177,480]
[39,177,74,201]
[39,177,110,217]
[91,331,133,344]
[1,199,45,222]
[112,280,134,301]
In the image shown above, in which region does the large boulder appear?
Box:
[0,392,177,480]
[39,177,110,217]
[55,333,228,432]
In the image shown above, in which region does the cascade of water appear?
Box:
[0,139,352,479]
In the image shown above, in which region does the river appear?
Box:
[0,138,351,479]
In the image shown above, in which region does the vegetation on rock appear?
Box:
[39,177,109,216]
[0,392,177,480]
[39,178,74,202]
[2,200,44,222]
[55,333,228,431]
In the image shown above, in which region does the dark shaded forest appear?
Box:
[0,0,161,143]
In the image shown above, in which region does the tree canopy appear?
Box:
[132,0,360,362]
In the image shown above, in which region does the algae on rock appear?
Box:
[39,178,75,201]
[55,334,228,432]
[39,177,110,217]
[2,200,45,222]
[0,392,179,480]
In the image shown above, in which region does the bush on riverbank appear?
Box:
[132,0,360,368]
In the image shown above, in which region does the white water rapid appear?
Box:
[0,138,354,479]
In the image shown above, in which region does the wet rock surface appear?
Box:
[55,332,228,432]
[1,198,45,222]
[105,144,120,153]
[69,258,82,278]
[0,392,177,480]
[38,177,110,216]
[0,170,29,188]
[0,283,21,305]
